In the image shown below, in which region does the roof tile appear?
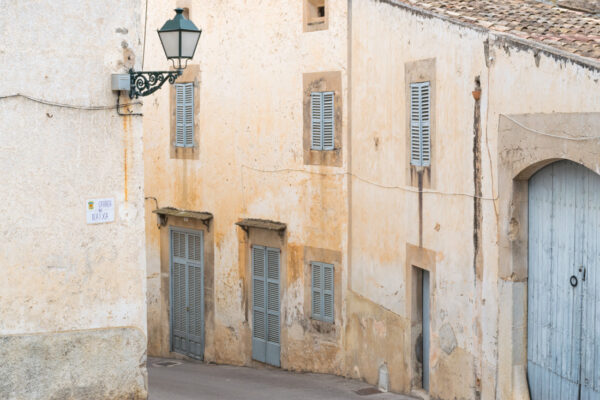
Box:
[399,0,600,61]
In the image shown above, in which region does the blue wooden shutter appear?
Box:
[312,262,334,323]
[171,231,188,353]
[175,83,194,147]
[183,83,194,147]
[410,82,431,166]
[171,230,204,360]
[420,83,431,166]
[187,232,204,359]
[422,270,430,390]
[266,247,281,367]
[252,246,267,363]
[323,263,334,323]
[175,84,185,147]
[311,263,322,320]
[322,92,335,150]
[311,92,323,150]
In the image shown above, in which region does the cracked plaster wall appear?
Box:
[349,0,600,399]
[0,0,147,398]
[143,0,349,370]
[143,0,600,399]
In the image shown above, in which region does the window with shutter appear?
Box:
[311,262,322,320]
[409,81,431,167]
[311,92,322,150]
[310,91,335,151]
[311,262,334,323]
[175,82,194,148]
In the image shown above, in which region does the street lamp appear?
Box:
[112,8,202,98]
[158,8,202,70]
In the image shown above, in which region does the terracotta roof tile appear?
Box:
[398,0,600,61]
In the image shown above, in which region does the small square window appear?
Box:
[304,0,328,32]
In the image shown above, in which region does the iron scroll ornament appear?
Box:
[129,69,182,98]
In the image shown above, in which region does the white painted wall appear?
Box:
[0,1,147,398]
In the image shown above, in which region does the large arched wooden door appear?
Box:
[528,160,600,399]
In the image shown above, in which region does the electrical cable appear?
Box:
[240,111,597,202]
[241,165,499,201]
[116,94,143,116]
[500,113,600,141]
[0,93,142,111]
[142,0,149,69]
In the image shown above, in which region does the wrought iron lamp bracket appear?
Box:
[129,69,183,98]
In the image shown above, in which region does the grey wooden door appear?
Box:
[171,229,204,360]
[423,270,430,392]
[252,245,280,367]
[528,160,600,399]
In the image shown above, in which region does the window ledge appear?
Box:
[153,207,213,229]
[236,218,287,236]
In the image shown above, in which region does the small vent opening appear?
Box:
[306,0,326,26]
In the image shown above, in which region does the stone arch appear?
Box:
[524,159,600,398]
[496,113,600,400]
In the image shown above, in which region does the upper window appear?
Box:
[311,262,334,323]
[308,0,325,23]
[175,82,194,148]
[310,91,334,151]
[304,0,328,32]
[409,81,431,167]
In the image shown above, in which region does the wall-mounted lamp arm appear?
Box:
[129,69,182,98]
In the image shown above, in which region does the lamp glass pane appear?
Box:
[181,31,201,58]
[158,31,180,58]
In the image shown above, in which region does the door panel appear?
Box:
[252,246,267,363]
[252,245,280,367]
[171,229,204,360]
[266,248,280,367]
[581,167,600,399]
[423,270,430,392]
[187,263,204,359]
[172,262,188,354]
[528,161,600,400]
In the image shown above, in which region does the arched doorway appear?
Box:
[528,160,600,399]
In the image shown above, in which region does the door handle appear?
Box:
[570,275,578,288]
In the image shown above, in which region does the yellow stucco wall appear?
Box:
[144,0,600,399]
[143,0,349,370]
[348,1,600,399]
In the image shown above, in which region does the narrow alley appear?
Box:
[148,358,416,400]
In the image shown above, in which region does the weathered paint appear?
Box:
[143,0,600,399]
[0,328,147,400]
[0,0,147,398]
[144,0,349,372]
[528,160,600,399]
[350,1,600,398]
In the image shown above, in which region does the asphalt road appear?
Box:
[148,357,417,400]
